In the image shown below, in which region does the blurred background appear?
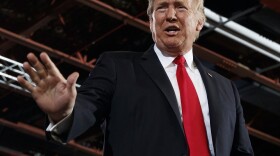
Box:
[0,0,279,155]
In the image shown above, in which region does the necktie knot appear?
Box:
[173,55,186,65]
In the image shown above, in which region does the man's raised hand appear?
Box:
[17,52,79,123]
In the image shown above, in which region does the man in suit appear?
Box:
[17,0,254,155]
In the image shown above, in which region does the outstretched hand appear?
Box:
[17,52,79,123]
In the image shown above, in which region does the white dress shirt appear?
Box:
[154,45,215,155]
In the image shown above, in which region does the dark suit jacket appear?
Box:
[61,46,253,156]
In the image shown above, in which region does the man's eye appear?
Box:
[177,6,187,11]
[156,7,167,12]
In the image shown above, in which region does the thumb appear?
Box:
[66,72,79,92]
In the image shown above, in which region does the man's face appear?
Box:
[149,0,203,55]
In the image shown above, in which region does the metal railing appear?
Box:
[0,55,80,94]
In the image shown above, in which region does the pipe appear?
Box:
[0,118,102,156]
[205,8,280,62]
[76,0,150,32]
[247,126,280,147]
[0,27,93,71]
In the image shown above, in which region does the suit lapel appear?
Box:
[194,56,219,152]
[139,48,220,147]
[140,47,184,132]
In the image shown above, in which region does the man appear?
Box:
[17,0,254,155]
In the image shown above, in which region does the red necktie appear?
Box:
[174,55,210,156]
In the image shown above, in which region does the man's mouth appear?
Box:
[164,26,180,35]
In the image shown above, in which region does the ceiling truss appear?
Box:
[0,0,279,154]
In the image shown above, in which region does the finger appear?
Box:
[40,52,64,78]
[27,53,48,79]
[23,62,41,85]
[17,75,35,92]
[66,72,79,94]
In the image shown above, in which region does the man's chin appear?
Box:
[164,43,182,50]
[163,45,184,55]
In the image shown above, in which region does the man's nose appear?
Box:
[166,8,177,22]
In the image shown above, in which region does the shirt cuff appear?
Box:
[46,113,73,142]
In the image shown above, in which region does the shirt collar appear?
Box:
[153,45,195,71]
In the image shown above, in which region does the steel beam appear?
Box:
[247,126,280,147]
[193,44,280,91]
[0,27,93,71]
[76,0,150,32]
[0,118,102,156]
[0,146,28,156]
[0,1,76,54]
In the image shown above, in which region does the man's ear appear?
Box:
[149,17,153,32]
[196,18,204,31]
[149,17,156,41]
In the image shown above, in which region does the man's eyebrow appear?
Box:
[174,1,187,6]
[156,1,168,7]
[155,1,187,7]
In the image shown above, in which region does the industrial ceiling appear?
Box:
[0,0,279,155]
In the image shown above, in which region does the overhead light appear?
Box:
[204,8,280,63]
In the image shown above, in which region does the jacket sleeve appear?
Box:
[57,52,116,142]
[230,81,254,156]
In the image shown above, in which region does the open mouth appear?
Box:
[164,26,180,35]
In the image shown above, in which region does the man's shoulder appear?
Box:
[208,69,228,80]
[195,56,232,83]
